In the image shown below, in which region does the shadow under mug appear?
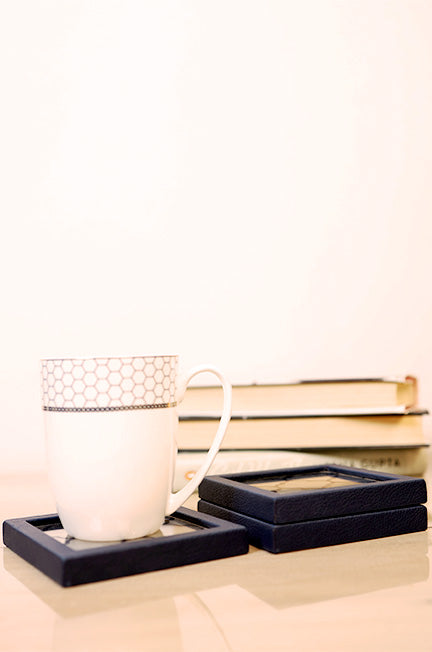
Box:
[41,355,232,541]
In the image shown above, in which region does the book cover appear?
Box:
[178,376,418,413]
[173,446,429,491]
[177,408,428,450]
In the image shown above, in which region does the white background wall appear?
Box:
[1,0,432,472]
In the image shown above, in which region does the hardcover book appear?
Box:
[178,408,428,450]
[173,446,429,490]
[179,376,418,413]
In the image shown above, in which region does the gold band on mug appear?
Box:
[42,402,177,412]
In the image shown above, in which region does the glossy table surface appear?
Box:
[1,473,431,652]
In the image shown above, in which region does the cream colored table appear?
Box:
[1,473,431,652]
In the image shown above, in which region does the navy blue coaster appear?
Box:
[2,507,248,587]
[198,464,427,524]
[198,500,428,553]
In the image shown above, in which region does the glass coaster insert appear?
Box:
[249,471,376,494]
[38,515,204,551]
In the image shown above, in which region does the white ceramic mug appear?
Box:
[41,355,232,541]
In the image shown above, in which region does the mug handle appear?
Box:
[165,364,232,515]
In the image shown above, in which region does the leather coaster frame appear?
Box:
[198,464,427,524]
[3,507,248,587]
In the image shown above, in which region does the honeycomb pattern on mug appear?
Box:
[41,356,178,410]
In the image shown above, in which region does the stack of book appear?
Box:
[174,376,429,491]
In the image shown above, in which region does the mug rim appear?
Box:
[41,354,179,362]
